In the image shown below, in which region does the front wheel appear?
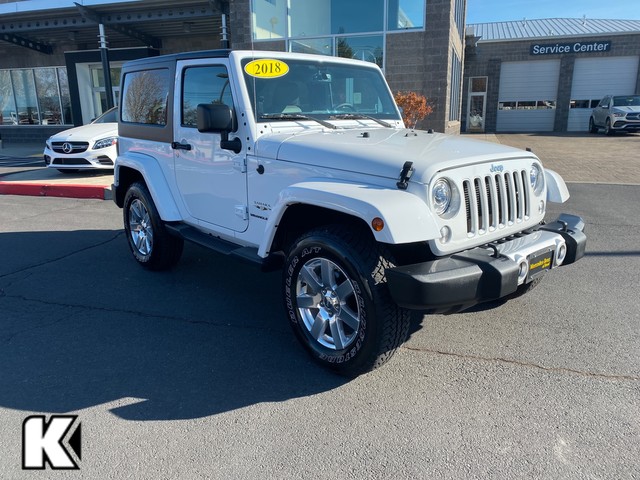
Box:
[123,181,183,270]
[283,226,410,377]
[605,118,615,136]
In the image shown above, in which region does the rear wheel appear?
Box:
[123,181,183,270]
[283,225,410,377]
[588,117,598,134]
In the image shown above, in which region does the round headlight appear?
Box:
[530,164,544,193]
[432,178,452,216]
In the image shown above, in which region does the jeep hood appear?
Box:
[256,127,538,184]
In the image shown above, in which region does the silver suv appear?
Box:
[589,95,640,135]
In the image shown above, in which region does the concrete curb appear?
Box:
[0,180,112,200]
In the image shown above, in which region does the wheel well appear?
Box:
[114,166,144,207]
[271,204,372,254]
[269,204,435,266]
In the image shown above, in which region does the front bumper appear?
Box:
[43,146,116,170]
[386,214,586,313]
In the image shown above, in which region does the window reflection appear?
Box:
[337,36,384,67]
[388,0,425,30]
[0,70,16,125]
[182,65,233,127]
[11,70,39,125]
[35,68,62,125]
[0,67,72,126]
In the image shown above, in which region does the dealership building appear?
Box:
[2,1,639,142]
[0,0,465,143]
[462,18,640,133]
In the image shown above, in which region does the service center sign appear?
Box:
[530,40,611,55]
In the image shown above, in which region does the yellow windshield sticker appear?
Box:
[245,59,289,78]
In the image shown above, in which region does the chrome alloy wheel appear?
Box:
[295,257,361,350]
[128,198,154,256]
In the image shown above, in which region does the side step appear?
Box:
[164,223,283,271]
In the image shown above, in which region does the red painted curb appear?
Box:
[0,181,109,200]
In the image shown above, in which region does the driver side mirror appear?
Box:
[197,103,237,133]
[196,103,241,153]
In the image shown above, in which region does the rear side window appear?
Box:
[121,69,170,125]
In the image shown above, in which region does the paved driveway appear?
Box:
[486,132,640,185]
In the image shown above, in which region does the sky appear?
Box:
[466,0,640,24]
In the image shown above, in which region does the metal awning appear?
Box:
[0,0,228,54]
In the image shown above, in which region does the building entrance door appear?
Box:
[467,77,487,132]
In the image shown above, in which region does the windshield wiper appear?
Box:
[329,113,393,128]
[260,113,337,130]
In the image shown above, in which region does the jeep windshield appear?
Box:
[242,57,401,125]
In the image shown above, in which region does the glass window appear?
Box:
[331,0,384,34]
[289,0,331,37]
[182,66,233,128]
[388,0,425,30]
[252,0,287,39]
[537,100,556,109]
[287,0,384,37]
[11,69,39,125]
[337,35,384,67]
[449,50,462,121]
[0,70,17,125]
[470,77,487,93]
[570,100,590,109]
[121,69,170,125]
[290,38,334,56]
[498,101,517,110]
[35,68,62,125]
[57,68,72,125]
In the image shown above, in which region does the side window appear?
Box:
[121,69,170,125]
[599,97,610,108]
[182,65,233,128]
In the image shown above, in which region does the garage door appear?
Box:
[567,56,640,131]
[497,60,560,132]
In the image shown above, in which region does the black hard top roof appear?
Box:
[122,49,232,69]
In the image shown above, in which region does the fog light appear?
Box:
[439,226,452,244]
[556,243,567,266]
[518,260,529,284]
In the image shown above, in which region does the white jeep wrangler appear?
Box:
[112,50,586,376]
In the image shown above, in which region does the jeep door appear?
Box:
[173,60,248,232]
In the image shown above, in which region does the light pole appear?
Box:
[98,23,114,110]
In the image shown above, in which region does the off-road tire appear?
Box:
[123,181,184,271]
[283,225,410,377]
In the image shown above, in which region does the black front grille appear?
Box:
[52,142,89,154]
[626,113,640,121]
[51,158,91,166]
[463,170,530,235]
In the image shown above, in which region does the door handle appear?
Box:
[171,141,192,151]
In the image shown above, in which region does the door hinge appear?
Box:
[235,205,248,221]
[233,157,247,173]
